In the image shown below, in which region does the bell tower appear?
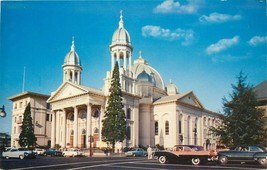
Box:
[109,10,133,72]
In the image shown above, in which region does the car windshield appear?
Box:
[191,146,204,151]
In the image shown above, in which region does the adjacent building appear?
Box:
[8,92,51,148]
[254,80,267,130]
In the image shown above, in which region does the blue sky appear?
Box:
[0,0,266,134]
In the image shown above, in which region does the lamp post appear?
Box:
[89,135,93,157]
[0,105,7,118]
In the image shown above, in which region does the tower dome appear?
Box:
[166,80,178,96]
[64,37,81,66]
[111,10,131,46]
[137,70,153,83]
[62,37,82,85]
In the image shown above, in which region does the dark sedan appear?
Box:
[44,148,63,157]
[217,145,267,167]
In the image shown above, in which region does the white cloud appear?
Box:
[153,0,204,14]
[248,36,267,46]
[199,12,241,23]
[206,36,239,55]
[142,25,194,46]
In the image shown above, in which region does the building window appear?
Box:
[155,121,158,135]
[92,109,100,118]
[126,126,131,140]
[19,102,23,108]
[165,121,169,135]
[14,127,16,134]
[179,120,182,134]
[14,103,17,109]
[46,114,50,121]
[126,108,131,119]
[46,103,51,109]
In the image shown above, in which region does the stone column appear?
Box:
[62,109,66,148]
[55,111,60,146]
[123,51,126,69]
[129,52,132,72]
[74,106,78,147]
[111,53,114,70]
[86,104,92,148]
[51,111,56,148]
[99,106,105,141]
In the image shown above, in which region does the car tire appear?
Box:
[191,158,201,165]
[19,155,24,160]
[133,154,136,157]
[258,158,267,167]
[159,156,167,164]
[219,156,228,165]
[6,156,9,159]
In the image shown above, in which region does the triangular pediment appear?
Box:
[47,82,88,102]
[178,91,204,109]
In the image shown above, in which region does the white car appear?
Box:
[2,148,37,159]
[34,148,46,155]
[63,148,84,157]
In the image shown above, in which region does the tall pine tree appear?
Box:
[101,61,127,152]
[19,103,37,148]
[211,72,266,148]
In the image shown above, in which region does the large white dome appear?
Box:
[132,52,165,90]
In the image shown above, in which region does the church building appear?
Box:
[46,11,222,151]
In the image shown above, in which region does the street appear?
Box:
[0,156,266,170]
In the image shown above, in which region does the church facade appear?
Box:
[47,12,222,150]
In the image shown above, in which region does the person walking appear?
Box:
[147,145,153,160]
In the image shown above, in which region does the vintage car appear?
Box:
[254,151,267,167]
[44,148,63,157]
[217,145,267,166]
[125,148,147,157]
[63,148,84,157]
[2,147,37,159]
[154,145,217,165]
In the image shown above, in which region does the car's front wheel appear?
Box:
[219,156,228,165]
[159,156,167,164]
[258,158,267,167]
[5,156,9,159]
[191,158,201,165]
[19,155,24,160]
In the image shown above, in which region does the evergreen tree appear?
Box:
[211,72,266,148]
[101,61,127,152]
[19,103,37,148]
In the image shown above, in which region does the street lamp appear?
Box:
[0,105,7,118]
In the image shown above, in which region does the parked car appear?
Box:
[63,148,84,157]
[2,148,37,159]
[217,145,267,166]
[34,148,46,155]
[125,148,147,157]
[154,145,217,165]
[254,151,267,167]
[44,148,63,157]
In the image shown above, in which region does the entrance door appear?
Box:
[70,136,73,148]
[81,135,86,148]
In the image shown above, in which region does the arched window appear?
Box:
[92,109,100,118]
[179,115,182,134]
[165,121,169,135]
[70,130,74,135]
[94,128,99,134]
[82,129,86,135]
[127,108,131,119]
[155,121,158,135]
[68,113,74,121]
[126,126,131,140]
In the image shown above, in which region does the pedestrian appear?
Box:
[147,145,153,160]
